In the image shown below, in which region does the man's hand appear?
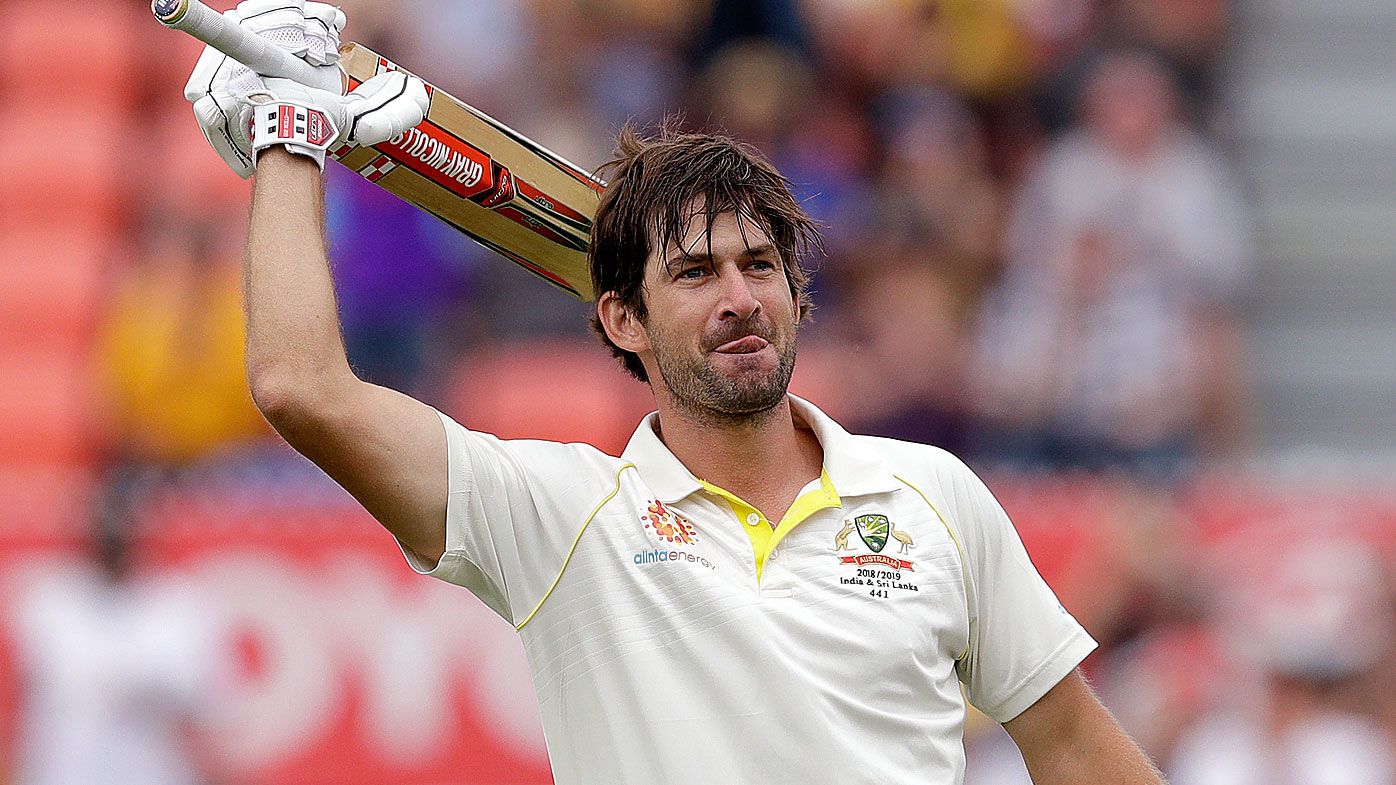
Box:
[247,72,430,170]
[183,0,428,177]
[184,0,340,177]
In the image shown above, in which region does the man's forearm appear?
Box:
[243,148,356,409]
[1006,671,1167,785]
[1019,718,1167,785]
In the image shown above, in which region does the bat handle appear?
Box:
[152,0,320,83]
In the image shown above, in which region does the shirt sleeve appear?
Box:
[394,409,617,625]
[944,457,1098,722]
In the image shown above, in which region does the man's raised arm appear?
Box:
[175,2,445,562]
[244,149,449,564]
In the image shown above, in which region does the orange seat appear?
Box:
[0,231,110,351]
[140,22,221,99]
[0,464,97,537]
[444,340,651,457]
[0,109,126,232]
[0,348,96,464]
[0,1,140,109]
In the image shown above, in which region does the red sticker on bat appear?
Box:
[376,124,493,199]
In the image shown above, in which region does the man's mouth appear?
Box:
[713,335,770,354]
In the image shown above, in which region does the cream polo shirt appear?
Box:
[400,396,1096,785]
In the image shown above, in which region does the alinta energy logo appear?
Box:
[641,500,697,545]
[634,500,715,571]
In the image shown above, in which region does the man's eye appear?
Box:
[750,259,778,272]
[678,267,707,279]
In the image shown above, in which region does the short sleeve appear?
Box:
[946,459,1097,722]
[394,409,618,625]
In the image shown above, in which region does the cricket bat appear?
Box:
[153,0,604,300]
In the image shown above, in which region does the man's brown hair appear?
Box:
[588,124,822,382]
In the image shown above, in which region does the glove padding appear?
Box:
[185,0,345,177]
[182,0,426,177]
[247,72,431,170]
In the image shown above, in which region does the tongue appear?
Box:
[716,336,768,353]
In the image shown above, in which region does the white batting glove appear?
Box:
[184,0,345,177]
[247,71,431,169]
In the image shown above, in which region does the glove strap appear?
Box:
[250,100,340,170]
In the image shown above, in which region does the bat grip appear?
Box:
[152,0,320,83]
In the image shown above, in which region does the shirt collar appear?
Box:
[620,394,902,504]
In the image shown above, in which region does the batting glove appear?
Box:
[183,0,345,177]
[247,71,431,170]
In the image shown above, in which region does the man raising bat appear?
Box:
[185,2,1168,783]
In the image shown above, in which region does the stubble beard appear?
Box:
[649,320,798,426]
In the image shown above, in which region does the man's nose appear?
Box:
[717,267,760,320]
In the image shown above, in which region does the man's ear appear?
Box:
[596,292,650,353]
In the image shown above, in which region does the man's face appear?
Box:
[636,208,800,421]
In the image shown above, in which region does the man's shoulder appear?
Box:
[839,432,1012,559]
[436,409,634,482]
[495,434,631,467]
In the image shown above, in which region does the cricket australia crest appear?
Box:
[855,514,890,553]
[834,513,917,573]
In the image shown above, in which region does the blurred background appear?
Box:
[1,0,1394,783]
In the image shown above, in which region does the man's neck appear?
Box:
[652,395,824,517]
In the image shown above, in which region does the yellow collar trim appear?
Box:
[701,469,841,583]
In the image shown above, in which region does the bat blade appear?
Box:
[333,45,603,300]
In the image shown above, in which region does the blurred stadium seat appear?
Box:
[444,340,651,456]
[0,0,139,111]
[0,347,96,464]
[0,231,109,352]
[0,464,97,536]
[0,110,126,233]
[151,113,254,218]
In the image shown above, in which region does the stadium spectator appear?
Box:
[777,91,876,261]
[95,215,267,468]
[1166,539,1396,785]
[7,479,231,785]
[694,38,814,156]
[871,87,1004,297]
[1112,0,1233,113]
[967,48,1252,476]
[834,241,976,457]
[325,166,479,394]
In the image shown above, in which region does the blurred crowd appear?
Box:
[91,0,1260,480]
[3,0,1395,783]
[317,0,1257,481]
